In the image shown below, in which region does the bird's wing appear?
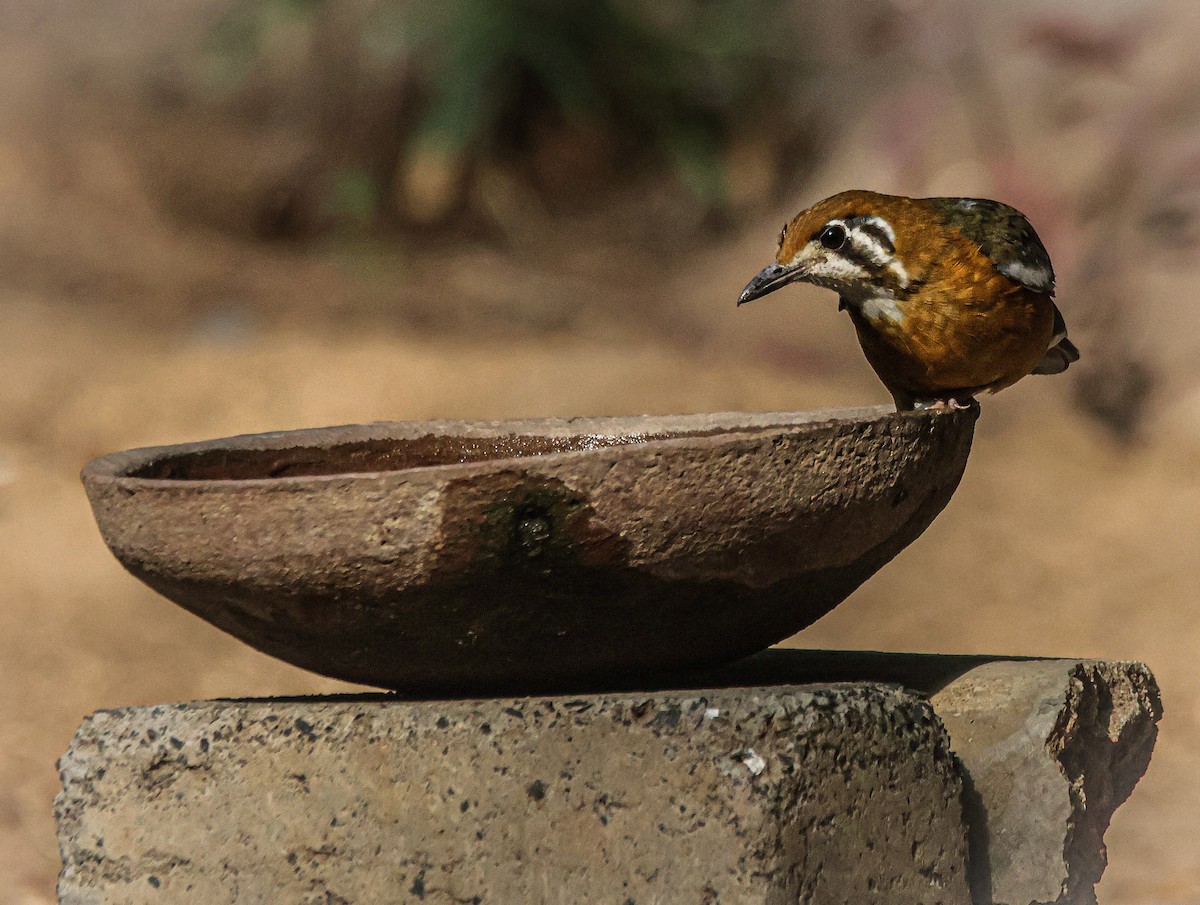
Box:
[928,198,1056,295]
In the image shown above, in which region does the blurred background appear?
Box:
[1,0,1198,901]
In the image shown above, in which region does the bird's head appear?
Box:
[737,190,912,306]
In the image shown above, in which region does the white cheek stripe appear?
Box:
[846,228,892,266]
[844,219,910,289]
[811,253,870,281]
[861,215,896,246]
[789,244,870,282]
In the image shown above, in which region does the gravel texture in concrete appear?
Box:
[644,650,1163,905]
[56,682,970,905]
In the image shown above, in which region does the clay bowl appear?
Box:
[82,406,976,693]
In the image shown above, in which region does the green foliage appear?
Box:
[326,166,380,225]
[395,0,794,208]
[203,0,800,213]
[202,0,328,91]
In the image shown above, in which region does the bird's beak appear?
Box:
[737,262,803,306]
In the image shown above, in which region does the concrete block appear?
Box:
[666,650,1162,905]
[932,659,1161,905]
[57,683,970,905]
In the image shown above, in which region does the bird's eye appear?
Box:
[777,223,788,248]
[819,224,847,250]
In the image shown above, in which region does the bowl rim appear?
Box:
[81,405,968,490]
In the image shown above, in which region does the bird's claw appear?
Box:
[913,397,975,412]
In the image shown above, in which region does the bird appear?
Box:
[737,189,1079,411]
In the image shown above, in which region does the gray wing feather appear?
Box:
[929,198,1056,294]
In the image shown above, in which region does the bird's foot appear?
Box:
[913,397,976,412]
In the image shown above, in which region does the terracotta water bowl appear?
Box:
[82,406,976,692]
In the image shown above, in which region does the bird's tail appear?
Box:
[1032,303,1080,375]
[1033,336,1080,375]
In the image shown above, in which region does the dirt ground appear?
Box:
[2,3,1200,903]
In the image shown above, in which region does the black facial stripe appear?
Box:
[847,218,895,252]
[833,242,880,272]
